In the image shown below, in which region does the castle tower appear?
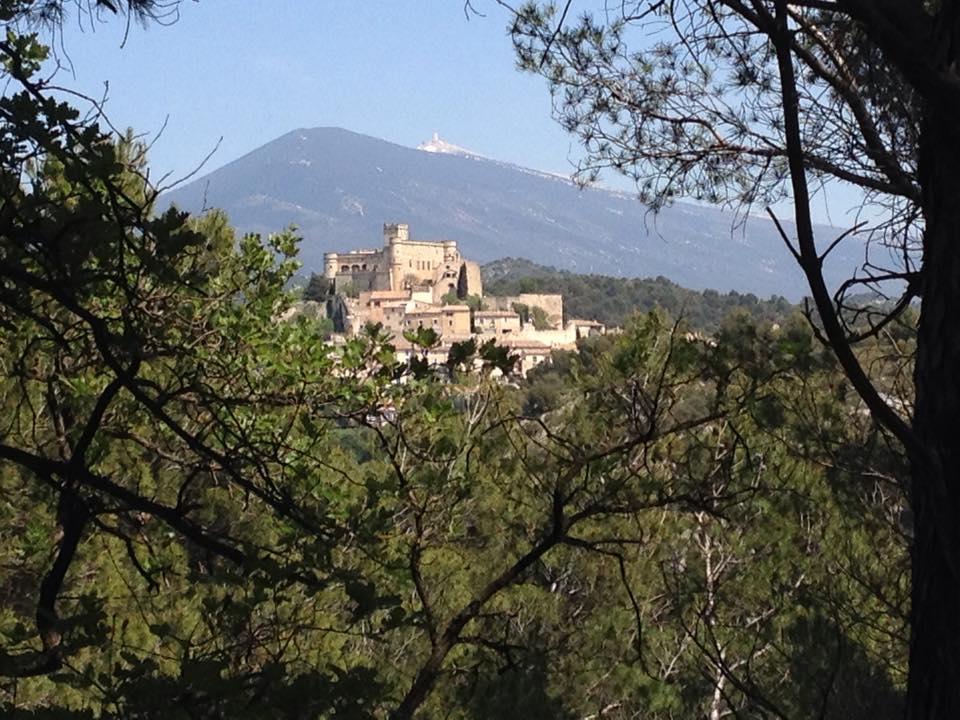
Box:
[323,252,339,280]
[383,223,409,245]
[383,223,409,291]
[442,240,459,264]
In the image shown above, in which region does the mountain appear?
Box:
[162,127,865,300]
[416,132,486,159]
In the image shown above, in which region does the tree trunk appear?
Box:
[907,105,960,719]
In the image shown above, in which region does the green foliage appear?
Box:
[337,280,360,298]
[529,305,551,330]
[402,325,440,350]
[446,338,478,372]
[303,272,332,301]
[0,10,912,720]
[511,301,551,330]
[484,258,794,330]
[511,301,530,323]
[443,292,484,311]
[477,338,519,375]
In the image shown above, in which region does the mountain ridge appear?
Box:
[162,126,863,300]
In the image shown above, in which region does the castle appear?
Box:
[324,223,483,303]
[322,223,605,374]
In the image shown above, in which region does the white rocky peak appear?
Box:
[416,132,484,158]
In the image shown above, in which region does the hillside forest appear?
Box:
[481,258,796,330]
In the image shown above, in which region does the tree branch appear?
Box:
[770,0,922,461]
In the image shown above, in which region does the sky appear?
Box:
[38,0,858,226]
[46,1,578,185]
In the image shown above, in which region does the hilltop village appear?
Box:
[321,223,606,374]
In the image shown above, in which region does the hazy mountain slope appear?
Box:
[162,127,864,299]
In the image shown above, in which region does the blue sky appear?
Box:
[49,1,577,183]
[43,0,861,226]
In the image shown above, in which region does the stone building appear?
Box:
[501,339,553,375]
[358,290,410,336]
[403,305,472,337]
[485,293,564,330]
[473,310,522,336]
[324,223,483,300]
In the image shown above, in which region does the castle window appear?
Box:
[362,264,367,270]
[341,265,349,272]
[351,264,360,272]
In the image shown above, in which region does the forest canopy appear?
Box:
[481,257,796,330]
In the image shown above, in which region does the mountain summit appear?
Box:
[416,132,483,159]
[161,127,860,299]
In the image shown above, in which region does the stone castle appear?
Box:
[324,223,483,303]
[323,223,605,374]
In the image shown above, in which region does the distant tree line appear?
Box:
[482,258,795,330]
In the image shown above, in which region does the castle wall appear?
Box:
[345,270,391,292]
[339,297,363,335]
[402,304,471,337]
[474,311,522,336]
[330,249,386,272]
[458,260,483,298]
[380,303,408,336]
[326,224,470,297]
[512,324,578,348]
[432,265,461,302]
[388,239,460,290]
[403,307,443,335]
[326,248,391,292]
[486,294,564,329]
[358,290,410,323]
[441,305,471,335]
